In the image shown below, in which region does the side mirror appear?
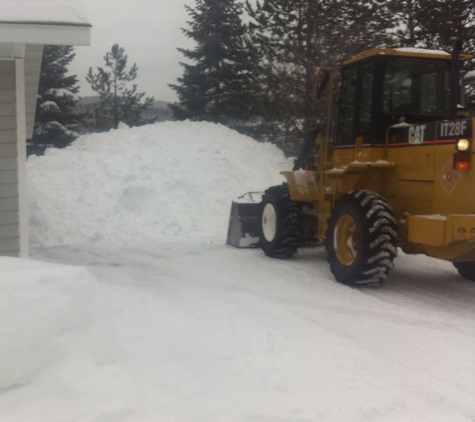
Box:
[315,70,330,100]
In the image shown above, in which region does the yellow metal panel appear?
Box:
[447,215,475,244]
[353,146,386,163]
[433,144,475,215]
[395,180,434,201]
[408,215,446,247]
[394,145,436,181]
[333,148,354,167]
[281,170,319,202]
[408,214,475,249]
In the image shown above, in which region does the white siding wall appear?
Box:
[0,60,20,256]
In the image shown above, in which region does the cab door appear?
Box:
[336,61,376,146]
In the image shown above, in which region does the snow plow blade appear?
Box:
[226,193,263,248]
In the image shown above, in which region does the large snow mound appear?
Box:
[28,121,289,247]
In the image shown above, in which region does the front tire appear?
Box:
[453,262,475,281]
[326,190,398,286]
[259,184,302,258]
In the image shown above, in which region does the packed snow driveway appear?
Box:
[25,239,475,422]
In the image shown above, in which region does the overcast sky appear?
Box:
[69,0,197,103]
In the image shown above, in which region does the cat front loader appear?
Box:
[227,42,475,286]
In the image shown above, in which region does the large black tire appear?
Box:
[259,184,302,258]
[453,262,475,281]
[325,190,398,286]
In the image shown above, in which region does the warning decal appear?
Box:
[438,158,462,196]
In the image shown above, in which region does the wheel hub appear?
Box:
[334,213,359,266]
[262,203,277,242]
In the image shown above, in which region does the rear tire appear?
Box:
[326,190,398,286]
[453,262,475,281]
[259,184,302,258]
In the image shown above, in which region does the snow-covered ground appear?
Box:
[1,121,475,421]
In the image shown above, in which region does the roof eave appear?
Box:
[0,22,91,46]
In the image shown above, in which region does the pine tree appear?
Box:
[245,0,389,153]
[378,0,424,47]
[414,0,475,111]
[169,0,254,126]
[380,0,475,111]
[329,1,393,57]
[416,0,475,52]
[86,44,155,132]
[29,45,80,155]
[245,0,326,151]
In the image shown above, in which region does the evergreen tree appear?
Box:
[169,0,254,126]
[245,0,389,153]
[416,0,475,111]
[245,0,328,151]
[380,0,475,111]
[86,44,155,132]
[417,0,475,85]
[378,0,424,47]
[330,0,393,57]
[381,0,475,52]
[30,45,80,155]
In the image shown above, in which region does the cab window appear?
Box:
[339,67,357,139]
[336,63,374,145]
[358,62,374,134]
[383,60,449,116]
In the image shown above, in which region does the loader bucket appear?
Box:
[226,193,263,248]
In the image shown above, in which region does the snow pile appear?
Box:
[0,257,134,416]
[0,258,114,386]
[28,121,288,247]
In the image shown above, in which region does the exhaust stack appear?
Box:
[449,40,463,119]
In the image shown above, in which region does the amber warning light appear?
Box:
[454,152,471,171]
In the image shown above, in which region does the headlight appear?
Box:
[456,139,470,151]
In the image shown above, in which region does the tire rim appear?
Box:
[334,213,359,266]
[262,203,277,242]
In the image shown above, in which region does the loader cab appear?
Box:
[335,48,468,146]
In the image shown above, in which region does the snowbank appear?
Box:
[28,121,289,247]
[0,257,135,418]
[0,257,116,389]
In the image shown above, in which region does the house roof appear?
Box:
[0,0,91,46]
[0,0,91,138]
[0,0,89,25]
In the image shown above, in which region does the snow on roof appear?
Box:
[395,47,449,56]
[0,0,90,26]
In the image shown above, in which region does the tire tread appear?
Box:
[326,190,398,286]
[260,184,302,259]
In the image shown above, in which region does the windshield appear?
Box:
[383,60,449,116]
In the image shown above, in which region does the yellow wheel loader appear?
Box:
[227,41,475,286]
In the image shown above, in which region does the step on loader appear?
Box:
[227,41,475,286]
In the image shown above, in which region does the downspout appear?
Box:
[15,55,29,257]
